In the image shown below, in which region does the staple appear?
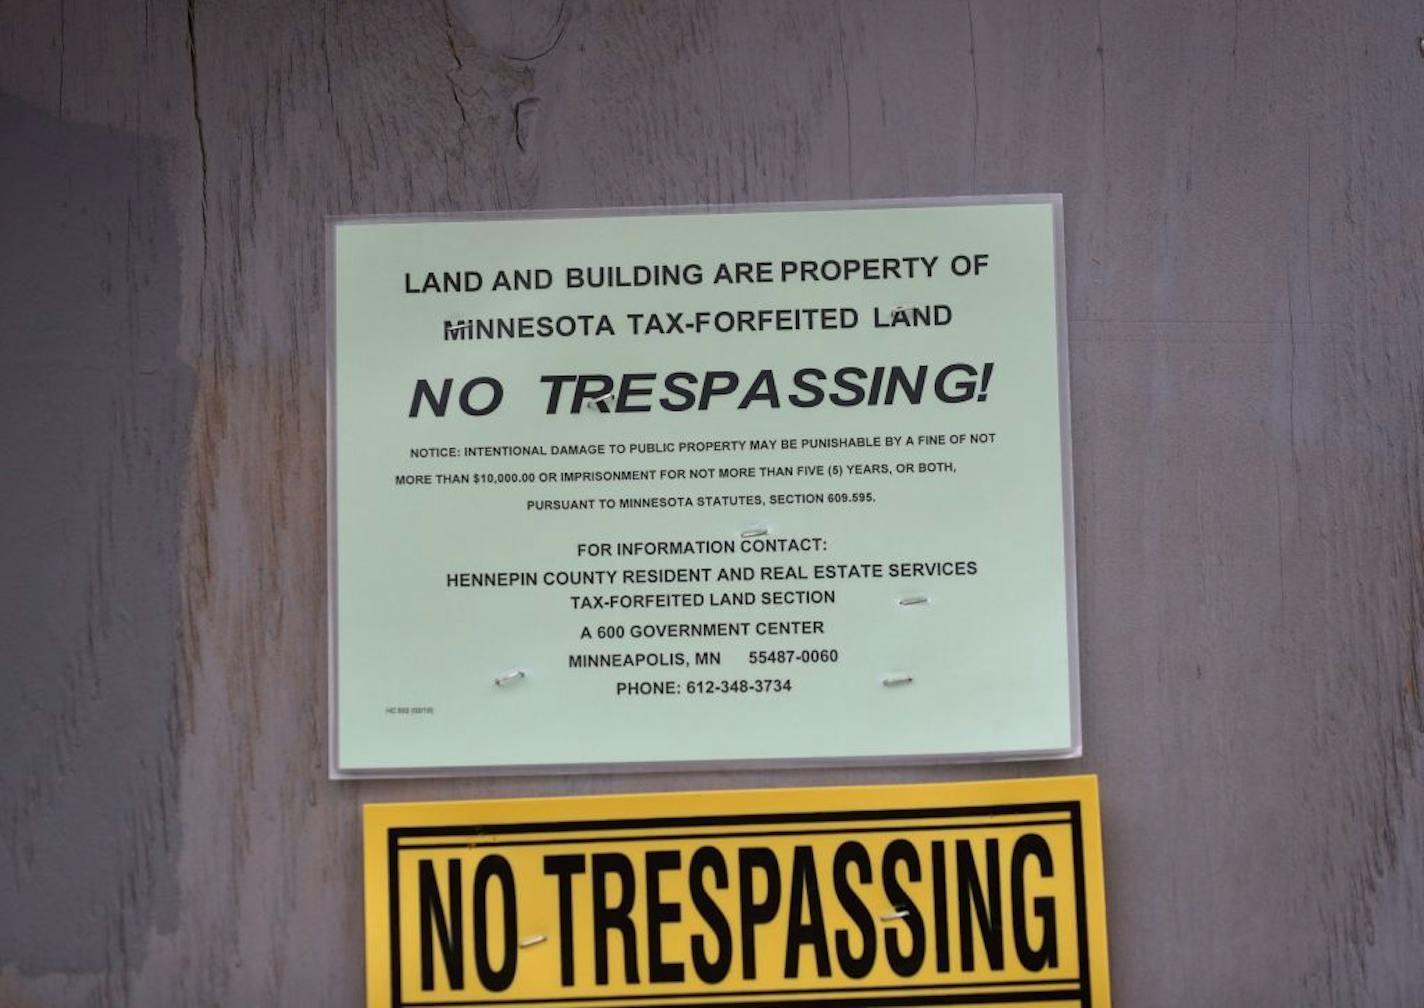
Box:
[881,674,914,687]
[741,523,769,538]
[880,907,911,921]
[898,593,930,606]
[494,669,527,687]
[518,934,547,948]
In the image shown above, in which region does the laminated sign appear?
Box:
[363,776,1110,1007]
[329,197,1079,774]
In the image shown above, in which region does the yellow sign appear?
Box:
[363,776,1110,1007]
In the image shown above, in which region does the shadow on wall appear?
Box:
[0,94,194,974]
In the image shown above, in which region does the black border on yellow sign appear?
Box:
[387,802,1091,1008]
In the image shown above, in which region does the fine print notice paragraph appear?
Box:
[331,202,1073,768]
[405,429,994,693]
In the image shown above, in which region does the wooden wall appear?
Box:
[2,1,1422,1004]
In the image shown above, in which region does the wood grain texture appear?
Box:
[1,1,1421,1004]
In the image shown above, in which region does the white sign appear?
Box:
[328,197,1078,775]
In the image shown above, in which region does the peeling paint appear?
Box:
[0,95,193,976]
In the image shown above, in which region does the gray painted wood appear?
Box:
[2,1,1421,1004]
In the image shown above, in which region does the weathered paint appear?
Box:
[0,94,190,976]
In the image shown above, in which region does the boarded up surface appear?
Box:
[0,1,1421,1004]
